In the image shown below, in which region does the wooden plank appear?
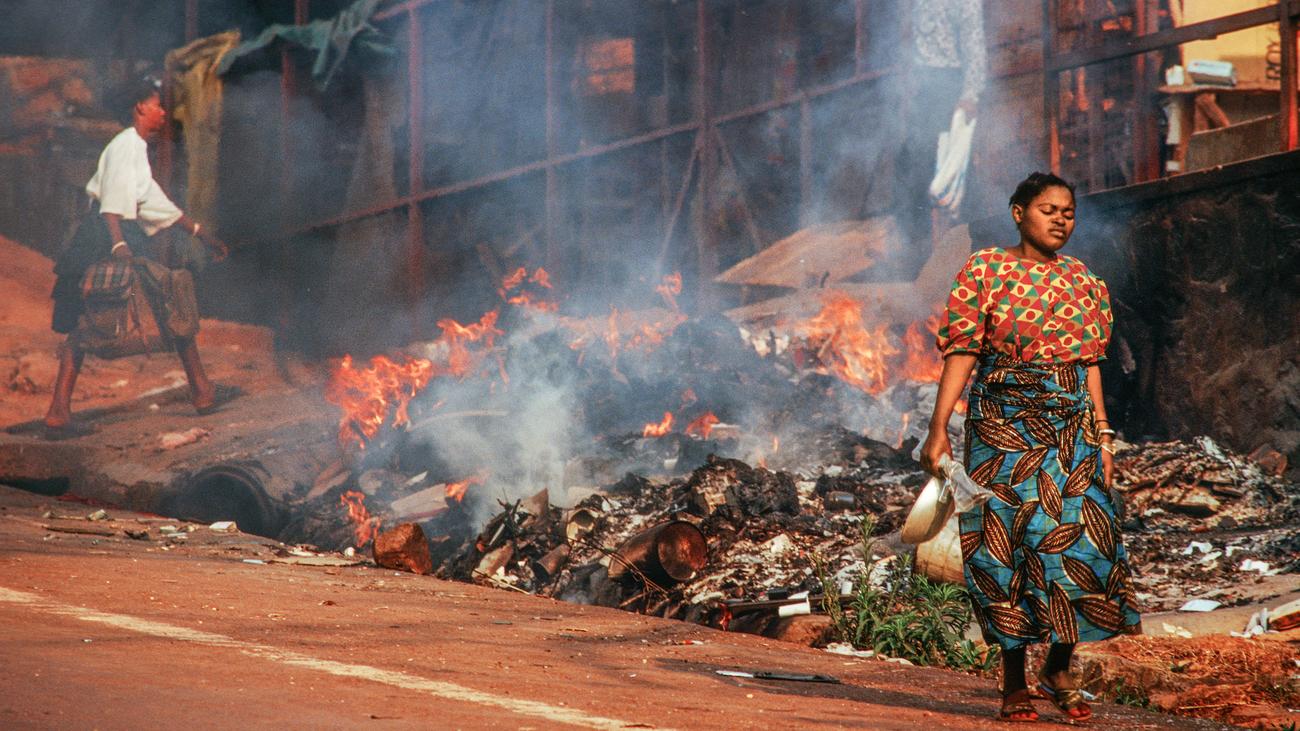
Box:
[714,218,898,289]
[723,224,972,328]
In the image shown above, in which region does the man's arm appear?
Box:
[103,212,131,260]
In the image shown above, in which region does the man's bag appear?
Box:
[134,259,199,339]
[72,259,200,358]
[73,261,160,358]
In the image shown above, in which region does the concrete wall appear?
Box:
[1073,153,1300,468]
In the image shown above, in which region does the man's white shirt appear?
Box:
[85,127,182,236]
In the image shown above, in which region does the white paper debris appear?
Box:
[1179,599,1221,613]
[1162,622,1194,638]
[159,427,211,450]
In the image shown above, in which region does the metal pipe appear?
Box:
[607,520,707,586]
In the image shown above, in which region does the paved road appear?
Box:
[0,486,1227,730]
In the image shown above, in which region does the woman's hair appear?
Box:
[110,75,162,125]
[1008,171,1076,209]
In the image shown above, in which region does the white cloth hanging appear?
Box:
[929,107,976,213]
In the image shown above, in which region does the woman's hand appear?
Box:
[920,427,952,478]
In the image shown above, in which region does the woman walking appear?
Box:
[921,172,1141,722]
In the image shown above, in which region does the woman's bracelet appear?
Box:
[1098,427,1117,438]
[1100,444,1116,455]
[1095,419,1110,425]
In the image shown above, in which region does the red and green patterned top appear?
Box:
[936,247,1112,363]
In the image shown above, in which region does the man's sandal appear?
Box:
[1036,670,1092,721]
[999,688,1039,722]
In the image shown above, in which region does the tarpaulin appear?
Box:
[214,0,393,91]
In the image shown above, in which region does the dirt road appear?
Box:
[0,487,1231,730]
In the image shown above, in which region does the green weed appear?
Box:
[816,516,999,674]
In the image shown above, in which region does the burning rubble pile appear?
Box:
[272,265,1299,647]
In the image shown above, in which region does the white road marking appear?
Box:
[0,586,666,730]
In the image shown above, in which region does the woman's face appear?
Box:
[1012,185,1075,254]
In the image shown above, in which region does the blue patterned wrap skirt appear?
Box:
[958,353,1142,650]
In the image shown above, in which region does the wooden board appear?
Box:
[714,217,899,289]
[724,223,973,328]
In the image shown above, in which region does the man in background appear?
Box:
[895,0,987,276]
[45,77,229,435]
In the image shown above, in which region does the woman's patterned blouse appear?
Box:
[936,247,1112,364]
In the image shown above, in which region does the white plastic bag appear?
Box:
[928,108,976,213]
[938,454,994,513]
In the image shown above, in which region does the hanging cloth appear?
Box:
[929,107,976,213]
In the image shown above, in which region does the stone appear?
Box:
[372,523,432,575]
[766,614,833,647]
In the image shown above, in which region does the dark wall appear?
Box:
[1072,156,1300,466]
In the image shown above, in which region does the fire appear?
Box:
[325,354,435,448]
[445,472,488,503]
[339,490,381,547]
[896,412,911,450]
[793,292,899,395]
[655,272,682,311]
[500,267,558,312]
[436,310,504,377]
[605,306,621,360]
[643,411,674,438]
[684,412,719,439]
[901,313,945,383]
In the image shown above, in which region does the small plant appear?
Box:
[816,516,999,674]
[1108,679,1151,709]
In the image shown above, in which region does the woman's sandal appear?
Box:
[999,688,1039,723]
[1036,670,1093,721]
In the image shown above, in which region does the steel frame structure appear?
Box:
[170,0,1300,300]
[1042,0,1300,185]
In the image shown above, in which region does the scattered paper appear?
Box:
[159,427,211,450]
[1179,599,1221,613]
[1238,559,1273,574]
[1162,622,1194,638]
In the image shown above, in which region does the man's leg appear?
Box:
[175,336,216,412]
[44,344,84,428]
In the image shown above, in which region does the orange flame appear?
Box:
[435,310,504,377]
[339,490,381,547]
[445,472,488,503]
[605,306,621,361]
[900,313,944,383]
[896,412,911,450]
[643,411,674,438]
[655,272,683,311]
[684,412,719,439]
[500,267,558,312]
[325,354,435,449]
[795,293,899,394]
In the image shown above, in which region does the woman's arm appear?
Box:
[1085,364,1114,487]
[920,352,978,476]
